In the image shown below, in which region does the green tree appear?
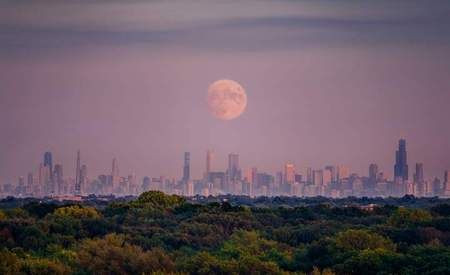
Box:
[135,191,185,209]
[20,258,71,275]
[0,248,21,275]
[181,251,237,275]
[0,209,6,221]
[336,248,406,275]
[335,229,396,251]
[54,205,100,219]
[77,234,175,275]
[388,208,432,227]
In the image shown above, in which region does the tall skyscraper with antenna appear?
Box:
[394,139,409,181]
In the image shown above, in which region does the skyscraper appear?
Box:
[284,163,295,184]
[44,151,54,194]
[337,165,350,183]
[74,150,82,195]
[205,150,213,177]
[111,158,120,192]
[227,153,240,181]
[394,139,408,181]
[54,164,63,195]
[183,152,190,181]
[26,172,33,195]
[325,166,336,183]
[369,164,379,181]
[414,163,424,183]
[80,164,88,194]
[444,170,450,196]
[142,176,151,192]
[44,152,53,176]
[313,170,323,186]
[38,163,44,197]
[112,158,119,177]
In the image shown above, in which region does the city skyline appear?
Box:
[2,139,450,199]
[1,0,450,184]
[1,137,448,185]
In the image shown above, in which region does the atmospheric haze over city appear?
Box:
[1,0,450,199]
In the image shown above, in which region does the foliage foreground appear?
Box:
[1,191,450,274]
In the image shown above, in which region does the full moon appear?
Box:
[207,79,247,120]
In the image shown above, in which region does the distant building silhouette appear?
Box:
[284,163,295,184]
[205,150,213,178]
[227,153,240,181]
[44,152,54,194]
[74,150,82,195]
[54,164,63,195]
[394,139,409,181]
[183,152,190,181]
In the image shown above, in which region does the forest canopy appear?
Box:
[1,191,450,274]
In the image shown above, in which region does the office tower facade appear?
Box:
[142,176,151,192]
[183,152,190,181]
[128,174,137,195]
[313,170,323,186]
[394,139,409,181]
[337,165,349,183]
[44,152,54,195]
[432,177,442,196]
[227,153,240,181]
[444,170,450,196]
[112,158,119,177]
[26,172,33,195]
[274,171,283,194]
[185,180,194,196]
[44,152,53,177]
[80,164,88,193]
[75,150,82,195]
[414,163,424,183]
[306,168,313,184]
[205,150,213,177]
[325,166,336,183]
[323,169,332,186]
[369,164,379,181]
[414,163,425,196]
[111,158,120,192]
[284,163,295,184]
[54,164,63,195]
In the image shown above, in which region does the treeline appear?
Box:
[1,191,450,274]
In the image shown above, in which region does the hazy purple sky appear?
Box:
[1,0,450,183]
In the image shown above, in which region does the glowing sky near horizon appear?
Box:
[0,0,450,182]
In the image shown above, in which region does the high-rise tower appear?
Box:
[111,158,120,193]
[183,152,190,181]
[284,163,295,184]
[444,170,450,196]
[414,163,424,183]
[369,164,378,181]
[54,164,63,195]
[394,139,409,181]
[227,153,240,181]
[44,152,53,175]
[75,150,82,195]
[205,150,213,176]
[44,152,54,194]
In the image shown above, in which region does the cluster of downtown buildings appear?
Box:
[1,139,450,199]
